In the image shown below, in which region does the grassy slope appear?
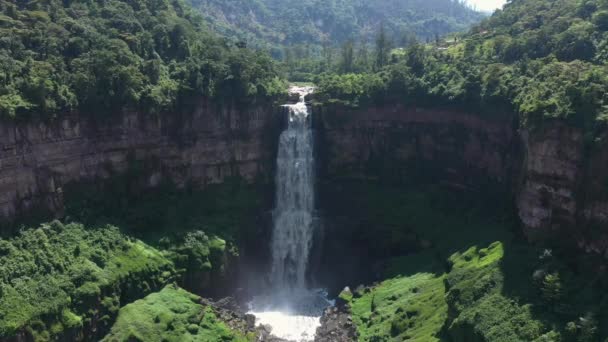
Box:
[0,181,264,341]
[0,221,175,340]
[351,270,447,341]
[102,285,252,342]
[342,184,608,341]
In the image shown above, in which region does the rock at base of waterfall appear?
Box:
[314,305,358,342]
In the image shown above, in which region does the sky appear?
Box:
[467,0,507,12]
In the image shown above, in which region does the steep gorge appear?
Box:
[0,101,605,259]
[1,97,608,341]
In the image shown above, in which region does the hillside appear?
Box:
[189,0,484,57]
[315,0,608,133]
[0,0,285,120]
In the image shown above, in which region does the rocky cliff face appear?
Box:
[580,132,608,254]
[517,124,608,254]
[316,104,608,255]
[516,124,585,238]
[0,100,280,229]
[316,104,518,191]
[1,100,606,254]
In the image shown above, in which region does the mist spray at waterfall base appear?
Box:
[247,86,332,341]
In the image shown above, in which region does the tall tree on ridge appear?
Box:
[340,39,355,73]
[375,23,392,70]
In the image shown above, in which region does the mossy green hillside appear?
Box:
[350,271,447,341]
[348,241,570,341]
[0,221,175,340]
[341,184,608,341]
[444,242,550,341]
[0,179,265,341]
[63,178,266,291]
[102,285,252,342]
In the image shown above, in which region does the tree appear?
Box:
[400,31,418,47]
[540,272,563,307]
[322,41,335,72]
[355,41,371,72]
[340,40,354,73]
[593,10,608,31]
[375,24,392,70]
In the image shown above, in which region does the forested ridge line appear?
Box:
[0,0,286,121]
[312,0,608,135]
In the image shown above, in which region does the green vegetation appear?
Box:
[350,271,447,341]
[0,0,285,120]
[0,221,175,340]
[0,178,264,340]
[338,184,608,341]
[314,0,608,134]
[63,176,267,291]
[102,285,252,342]
[189,0,483,59]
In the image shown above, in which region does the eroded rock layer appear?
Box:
[0,100,280,229]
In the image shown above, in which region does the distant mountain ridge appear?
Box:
[190,0,485,56]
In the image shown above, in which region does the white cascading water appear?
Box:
[271,87,315,289]
[248,86,332,342]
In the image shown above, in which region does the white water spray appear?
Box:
[249,86,331,342]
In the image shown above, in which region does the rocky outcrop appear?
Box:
[315,305,357,342]
[0,99,281,230]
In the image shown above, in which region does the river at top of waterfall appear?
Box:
[248,86,332,342]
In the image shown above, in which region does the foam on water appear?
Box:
[248,289,333,341]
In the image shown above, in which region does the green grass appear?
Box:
[445,242,549,341]
[0,178,266,341]
[102,285,252,342]
[342,183,608,341]
[351,272,447,341]
[341,183,519,341]
[0,221,175,340]
[349,241,556,342]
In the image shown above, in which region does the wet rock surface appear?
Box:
[314,305,358,342]
[200,297,291,342]
[200,297,257,334]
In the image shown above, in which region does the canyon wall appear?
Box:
[0,100,281,229]
[316,104,608,255]
[1,99,606,254]
[315,105,518,191]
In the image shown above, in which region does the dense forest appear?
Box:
[314,0,608,135]
[0,0,285,120]
[189,0,483,58]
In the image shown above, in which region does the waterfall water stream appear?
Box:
[271,88,315,290]
[248,86,332,342]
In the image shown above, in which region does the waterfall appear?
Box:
[271,87,315,290]
[248,86,331,342]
